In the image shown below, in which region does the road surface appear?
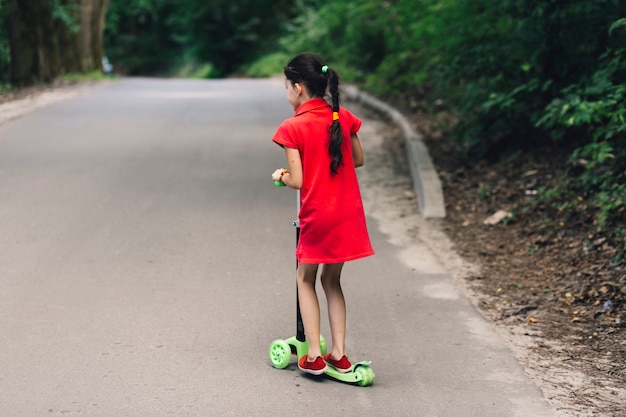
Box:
[0,78,557,416]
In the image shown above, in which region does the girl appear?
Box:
[271,53,374,375]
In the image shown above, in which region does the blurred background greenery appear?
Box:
[1,0,625,260]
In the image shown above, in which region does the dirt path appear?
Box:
[0,81,106,126]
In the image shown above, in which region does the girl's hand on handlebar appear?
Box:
[272,168,287,182]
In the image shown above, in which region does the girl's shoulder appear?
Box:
[339,106,362,133]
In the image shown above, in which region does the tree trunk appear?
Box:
[7,0,109,86]
[92,0,110,71]
[79,0,93,70]
[56,0,82,73]
[79,0,109,72]
[8,0,61,85]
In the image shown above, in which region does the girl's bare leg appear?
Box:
[320,263,346,359]
[296,263,321,360]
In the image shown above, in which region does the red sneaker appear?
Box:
[324,354,352,373]
[298,356,327,375]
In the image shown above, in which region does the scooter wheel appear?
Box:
[355,365,375,387]
[269,339,292,369]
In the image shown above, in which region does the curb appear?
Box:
[344,85,446,219]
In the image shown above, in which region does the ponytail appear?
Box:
[326,68,343,174]
[284,53,344,174]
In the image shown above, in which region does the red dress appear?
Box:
[273,98,375,264]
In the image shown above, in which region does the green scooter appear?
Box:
[268,189,375,386]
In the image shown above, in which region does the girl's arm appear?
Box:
[351,133,364,167]
[273,146,303,189]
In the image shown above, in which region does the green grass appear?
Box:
[60,70,114,82]
[243,52,291,78]
[169,60,219,79]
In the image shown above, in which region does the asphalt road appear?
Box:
[0,78,558,417]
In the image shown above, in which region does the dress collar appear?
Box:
[294,98,330,116]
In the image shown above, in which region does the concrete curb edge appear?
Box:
[344,85,446,219]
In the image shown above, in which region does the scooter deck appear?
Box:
[269,336,375,386]
[323,360,375,385]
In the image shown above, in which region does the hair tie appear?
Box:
[321,65,328,74]
[332,112,339,121]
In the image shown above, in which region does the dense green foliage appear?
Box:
[104,0,185,75]
[273,0,626,260]
[104,0,295,76]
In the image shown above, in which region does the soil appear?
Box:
[0,80,104,125]
[0,79,90,104]
[2,81,624,417]
[410,112,626,417]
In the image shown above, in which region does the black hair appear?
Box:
[284,52,343,174]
